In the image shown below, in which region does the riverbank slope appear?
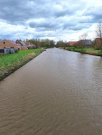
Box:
[65,46,102,56]
[0,48,44,81]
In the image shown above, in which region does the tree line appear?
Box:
[25,23,102,49]
[25,39,68,48]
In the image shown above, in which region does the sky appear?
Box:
[0,0,102,41]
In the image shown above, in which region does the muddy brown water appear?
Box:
[0,48,102,135]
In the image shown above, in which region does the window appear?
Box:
[0,49,4,53]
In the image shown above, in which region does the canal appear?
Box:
[0,48,102,135]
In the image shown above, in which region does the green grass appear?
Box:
[66,46,102,56]
[0,48,44,80]
[84,48,101,55]
[66,46,85,53]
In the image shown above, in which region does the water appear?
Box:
[0,48,102,135]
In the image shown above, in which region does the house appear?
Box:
[25,41,36,49]
[0,40,20,49]
[16,40,36,49]
[68,41,78,46]
[78,40,92,47]
[0,40,20,54]
[95,38,102,48]
[16,40,28,50]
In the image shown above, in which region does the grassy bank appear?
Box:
[66,46,102,56]
[0,48,44,81]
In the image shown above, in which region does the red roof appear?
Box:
[68,41,78,46]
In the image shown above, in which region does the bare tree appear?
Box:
[96,23,102,50]
[79,33,88,46]
[96,23,102,38]
[80,33,88,40]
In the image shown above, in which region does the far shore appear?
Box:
[64,46,102,57]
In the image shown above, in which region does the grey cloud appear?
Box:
[0,0,101,40]
[0,0,81,23]
[84,6,102,23]
[29,19,60,30]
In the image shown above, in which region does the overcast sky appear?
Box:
[0,0,102,41]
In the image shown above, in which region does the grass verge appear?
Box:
[0,48,44,81]
[66,46,102,56]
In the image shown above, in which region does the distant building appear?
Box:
[25,41,36,49]
[68,41,78,46]
[95,38,102,48]
[0,40,19,49]
[78,40,92,47]
[16,40,36,49]
[0,40,20,54]
[16,40,28,50]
